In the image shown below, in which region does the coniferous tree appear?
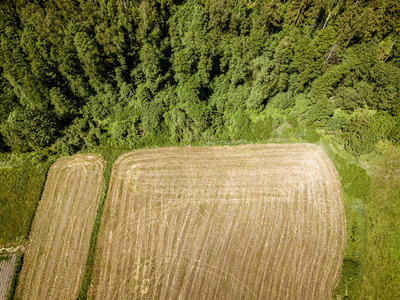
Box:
[285,0,314,27]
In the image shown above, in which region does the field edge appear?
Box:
[77,148,126,300]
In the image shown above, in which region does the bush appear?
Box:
[141,101,165,134]
[344,113,392,156]
[325,115,348,131]
[233,113,253,140]
[389,121,400,146]
[233,114,273,141]
[306,97,334,127]
[252,117,273,140]
[1,108,59,152]
[272,92,295,110]
[302,128,319,142]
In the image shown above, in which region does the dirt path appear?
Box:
[0,245,25,255]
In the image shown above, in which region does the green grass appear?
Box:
[359,144,400,299]
[319,139,369,299]
[0,153,54,300]
[0,154,52,246]
[320,139,400,299]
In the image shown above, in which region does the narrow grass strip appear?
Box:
[76,148,125,300]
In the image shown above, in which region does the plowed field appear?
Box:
[14,154,105,300]
[89,144,345,299]
[0,255,16,300]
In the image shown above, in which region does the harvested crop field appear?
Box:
[89,144,345,299]
[14,154,105,300]
[0,254,16,300]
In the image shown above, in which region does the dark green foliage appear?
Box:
[319,144,370,299]
[285,0,314,27]
[389,119,400,146]
[232,113,273,141]
[302,128,319,142]
[1,1,400,297]
[336,156,372,201]
[325,114,348,131]
[141,100,165,133]
[344,113,392,156]
[335,258,362,298]
[252,117,273,140]
[368,61,400,113]
[306,97,335,127]
[272,92,295,110]
[1,108,59,152]
[233,113,253,140]
[1,0,397,154]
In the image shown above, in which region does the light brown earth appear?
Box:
[89,144,346,299]
[14,154,105,300]
[0,254,16,300]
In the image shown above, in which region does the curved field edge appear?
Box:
[318,139,369,299]
[13,154,105,300]
[88,143,346,299]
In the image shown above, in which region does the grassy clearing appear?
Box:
[320,139,400,299]
[360,144,400,299]
[319,139,369,299]
[0,154,51,246]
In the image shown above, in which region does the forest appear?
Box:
[0,0,399,299]
[0,0,399,153]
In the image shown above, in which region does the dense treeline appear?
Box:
[1,2,400,299]
[0,0,399,154]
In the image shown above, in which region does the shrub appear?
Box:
[344,113,392,156]
[389,120,400,146]
[302,128,319,142]
[233,113,253,140]
[252,116,273,140]
[272,92,295,110]
[325,115,348,131]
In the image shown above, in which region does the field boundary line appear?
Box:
[76,151,121,300]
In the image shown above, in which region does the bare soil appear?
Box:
[88,144,345,299]
[14,154,105,300]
